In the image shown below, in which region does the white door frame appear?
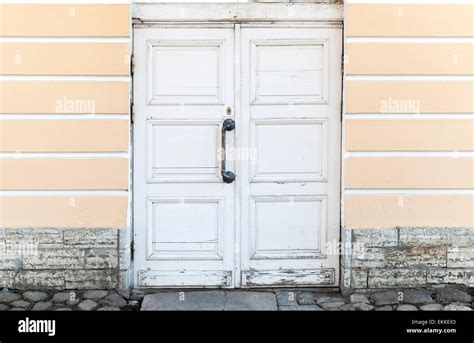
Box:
[131,2,344,289]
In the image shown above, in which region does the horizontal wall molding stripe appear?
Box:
[0,196,128,228]
[0,43,130,76]
[346,43,474,75]
[345,1,474,4]
[0,158,129,190]
[344,189,474,195]
[345,82,474,113]
[1,1,130,3]
[0,76,130,81]
[345,157,474,189]
[346,38,474,44]
[346,4,474,37]
[0,114,129,119]
[344,114,474,120]
[345,76,474,81]
[0,38,130,43]
[0,190,128,196]
[0,4,130,37]
[345,152,474,158]
[0,119,129,152]
[0,82,129,113]
[345,120,474,151]
[0,152,129,158]
[344,195,474,229]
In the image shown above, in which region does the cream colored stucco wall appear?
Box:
[0,3,131,228]
[343,2,474,229]
[1,1,472,230]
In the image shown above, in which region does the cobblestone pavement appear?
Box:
[0,287,472,311]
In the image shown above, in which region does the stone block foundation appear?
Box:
[342,228,474,291]
[1,227,472,293]
[0,229,132,294]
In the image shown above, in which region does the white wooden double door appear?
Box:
[134,25,341,288]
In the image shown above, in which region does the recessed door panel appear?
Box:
[250,119,327,182]
[148,42,224,104]
[250,196,326,259]
[250,39,329,105]
[147,120,221,182]
[147,197,223,260]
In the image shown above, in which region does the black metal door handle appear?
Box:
[221,118,235,184]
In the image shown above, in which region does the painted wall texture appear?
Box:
[343,3,474,229]
[0,2,471,231]
[0,3,131,291]
[0,4,131,229]
[0,1,472,291]
[341,2,473,290]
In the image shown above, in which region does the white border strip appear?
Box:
[344,114,474,120]
[0,190,129,196]
[0,152,129,158]
[346,37,474,44]
[345,0,474,3]
[345,151,474,158]
[0,114,129,120]
[346,75,474,81]
[0,76,130,81]
[0,1,129,4]
[345,189,474,195]
[135,0,247,3]
[0,37,130,43]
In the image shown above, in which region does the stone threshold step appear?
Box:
[141,291,278,311]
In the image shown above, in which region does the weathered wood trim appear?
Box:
[132,3,343,23]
